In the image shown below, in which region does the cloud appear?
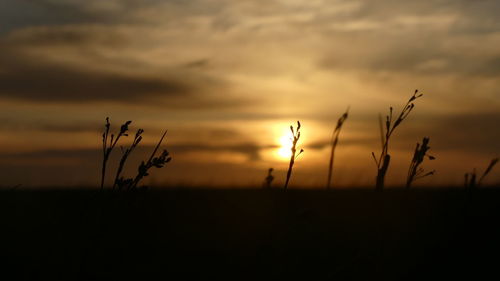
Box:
[305,137,378,150]
[319,32,500,77]
[171,143,277,161]
[308,1,500,77]
[420,112,500,154]
[0,53,192,103]
[183,59,210,69]
[0,0,160,32]
[341,112,500,155]
[0,142,276,163]
[0,25,247,108]
[304,112,500,156]
[0,118,101,133]
[4,0,500,81]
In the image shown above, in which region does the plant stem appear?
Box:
[284,147,296,190]
[376,154,390,191]
[131,130,168,189]
[326,109,348,189]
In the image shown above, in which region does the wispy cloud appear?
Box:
[0,25,244,107]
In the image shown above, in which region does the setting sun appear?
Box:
[277,134,293,160]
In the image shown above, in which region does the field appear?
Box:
[2,189,500,280]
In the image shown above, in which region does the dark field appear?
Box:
[2,189,500,280]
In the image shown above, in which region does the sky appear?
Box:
[0,0,499,188]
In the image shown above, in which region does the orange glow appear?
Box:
[277,133,293,160]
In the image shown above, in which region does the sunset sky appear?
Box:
[0,0,499,188]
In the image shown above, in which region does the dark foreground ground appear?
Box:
[1,188,500,280]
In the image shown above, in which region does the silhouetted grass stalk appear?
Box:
[372,90,423,191]
[101,118,131,190]
[284,121,304,190]
[406,137,435,188]
[263,168,274,188]
[478,158,499,186]
[326,108,349,189]
[113,129,144,190]
[130,130,171,189]
[465,158,499,188]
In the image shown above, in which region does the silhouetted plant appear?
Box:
[128,130,171,190]
[372,90,423,191]
[326,108,349,189]
[113,128,144,190]
[406,137,435,188]
[464,170,476,190]
[284,121,304,190]
[478,158,499,186]
[263,168,274,188]
[465,158,499,189]
[101,117,131,189]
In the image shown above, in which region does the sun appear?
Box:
[277,134,293,160]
